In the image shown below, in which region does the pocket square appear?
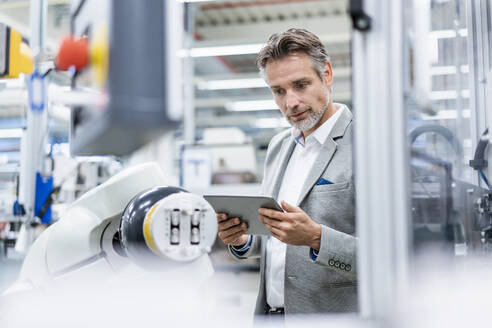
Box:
[316,178,333,185]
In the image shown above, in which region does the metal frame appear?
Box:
[183,2,196,145]
[352,0,410,320]
[466,0,490,186]
[19,0,49,219]
[453,0,466,179]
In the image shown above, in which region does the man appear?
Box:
[216,28,357,316]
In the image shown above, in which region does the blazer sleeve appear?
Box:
[228,132,286,260]
[228,235,262,259]
[312,225,357,277]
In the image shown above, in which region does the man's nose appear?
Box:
[285,90,301,110]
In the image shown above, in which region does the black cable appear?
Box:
[470,128,489,189]
[409,124,462,157]
[479,169,490,190]
[42,68,53,79]
[36,185,61,221]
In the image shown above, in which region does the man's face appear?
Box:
[265,52,333,132]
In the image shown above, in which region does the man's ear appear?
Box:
[323,61,333,87]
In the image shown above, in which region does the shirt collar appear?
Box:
[291,103,346,147]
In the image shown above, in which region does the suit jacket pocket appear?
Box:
[312,181,350,193]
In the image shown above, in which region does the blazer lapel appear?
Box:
[296,107,353,205]
[270,137,296,198]
[296,139,337,205]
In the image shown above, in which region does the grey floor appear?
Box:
[0,257,260,311]
[0,259,23,294]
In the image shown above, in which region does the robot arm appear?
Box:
[4,162,217,294]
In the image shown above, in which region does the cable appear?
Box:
[470,128,490,190]
[479,169,491,190]
[409,124,462,157]
[42,68,53,79]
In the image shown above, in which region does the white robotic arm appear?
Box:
[4,162,217,294]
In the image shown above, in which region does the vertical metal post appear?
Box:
[17,0,49,251]
[453,0,465,178]
[29,0,46,56]
[465,0,483,186]
[183,3,196,145]
[353,0,410,322]
[466,0,492,185]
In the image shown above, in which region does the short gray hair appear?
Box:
[256,28,330,79]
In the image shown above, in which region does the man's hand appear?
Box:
[258,201,321,250]
[216,213,249,246]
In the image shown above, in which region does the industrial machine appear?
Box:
[4,0,186,262]
[0,23,33,79]
[55,0,184,156]
[3,162,217,295]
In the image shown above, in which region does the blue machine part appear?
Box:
[28,71,46,112]
[13,200,25,216]
[35,172,53,224]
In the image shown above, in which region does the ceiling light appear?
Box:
[422,109,471,120]
[197,67,351,91]
[0,128,23,139]
[188,43,264,57]
[430,29,467,39]
[198,78,267,90]
[254,118,290,129]
[430,89,470,100]
[430,65,469,75]
[226,100,278,111]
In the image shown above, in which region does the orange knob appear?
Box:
[55,36,89,71]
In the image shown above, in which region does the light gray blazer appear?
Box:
[230,106,357,315]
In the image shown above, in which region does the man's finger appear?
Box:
[260,215,283,230]
[268,226,284,241]
[280,200,302,213]
[258,208,285,220]
[216,213,229,223]
[219,223,247,239]
[218,217,241,231]
[223,230,247,245]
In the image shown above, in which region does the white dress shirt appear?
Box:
[265,103,345,308]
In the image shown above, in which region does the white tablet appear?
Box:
[203,195,283,236]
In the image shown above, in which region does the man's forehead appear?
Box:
[264,52,319,85]
[265,52,310,69]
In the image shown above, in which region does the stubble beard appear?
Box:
[287,97,329,132]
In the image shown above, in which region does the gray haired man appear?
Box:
[216,28,357,316]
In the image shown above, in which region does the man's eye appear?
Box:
[296,83,307,89]
[274,89,285,95]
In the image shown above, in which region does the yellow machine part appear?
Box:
[2,28,34,78]
[90,24,109,87]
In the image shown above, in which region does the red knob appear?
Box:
[55,36,89,71]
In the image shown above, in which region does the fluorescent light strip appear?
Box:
[226,100,278,111]
[198,67,351,91]
[430,65,469,75]
[189,43,264,57]
[422,109,471,120]
[198,78,267,90]
[254,118,290,129]
[430,28,467,39]
[430,89,470,100]
[0,128,23,139]
[0,77,24,88]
